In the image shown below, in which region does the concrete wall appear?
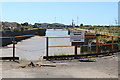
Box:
[1,29,46,47]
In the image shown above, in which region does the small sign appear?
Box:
[70,30,85,42]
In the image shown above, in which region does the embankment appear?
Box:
[1,29,46,47]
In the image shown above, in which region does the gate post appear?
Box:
[111,36,114,53]
[46,37,49,60]
[74,46,77,59]
[12,37,15,61]
[96,36,99,56]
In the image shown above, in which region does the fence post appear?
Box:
[46,37,49,60]
[96,36,99,56]
[74,46,77,58]
[112,36,114,53]
[12,37,15,61]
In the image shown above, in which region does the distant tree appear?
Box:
[4,27,11,30]
[21,22,28,26]
[80,24,83,26]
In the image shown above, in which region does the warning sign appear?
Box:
[70,31,85,42]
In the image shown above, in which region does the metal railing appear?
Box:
[45,35,120,59]
[0,34,120,60]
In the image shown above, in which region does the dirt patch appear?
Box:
[1,54,119,78]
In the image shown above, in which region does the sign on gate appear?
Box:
[70,30,85,42]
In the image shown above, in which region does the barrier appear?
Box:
[44,35,120,60]
[0,35,45,61]
[0,35,120,61]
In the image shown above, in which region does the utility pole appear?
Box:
[54,17,56,23]
[72,19,75,27]
[77,16,79,26]
[115,19,118,25]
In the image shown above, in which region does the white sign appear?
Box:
[70,31,85,42]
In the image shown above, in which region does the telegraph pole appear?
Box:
[115,19,117,25]
[54,17,56,23]
[77,16,79,26]
[72,19,75,27]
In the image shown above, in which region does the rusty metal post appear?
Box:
[12,38,15,61]
[46,37,49,60]
[112,36,114,52]
[96,36,99,56]
[74,46,77,58]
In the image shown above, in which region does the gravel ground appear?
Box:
[1,54,119,78]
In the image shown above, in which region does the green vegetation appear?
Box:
[1,22,34,32]
[1,22,68,32]
[77,25,120,36]
[56,52,120,56]
[19,58,27,61]
[1,22,120,37]
[80,52,90,55]
[33,23,67,29]
[53,53,68,56]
